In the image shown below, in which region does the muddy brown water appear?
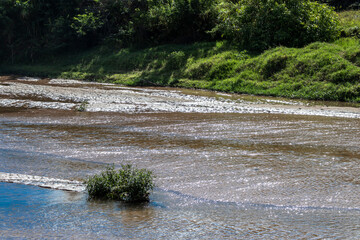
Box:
[1,76,360,239]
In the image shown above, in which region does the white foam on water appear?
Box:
[0,172,85,192]
[17,77,40,82]
[49,78,116,86]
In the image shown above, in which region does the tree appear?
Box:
[214,0,341,51]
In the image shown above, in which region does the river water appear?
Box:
[1,76,360,239]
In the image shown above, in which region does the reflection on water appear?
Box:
[1,183,360,239]
[1,112,360,208]
[1,108,360,238]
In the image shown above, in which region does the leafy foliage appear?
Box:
[0,0,342,62]
[0,0,88,62]
[213,0,341,50]
[86,165,155,203]
[72,10,104,37]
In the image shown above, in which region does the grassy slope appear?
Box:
[1,11,360,102]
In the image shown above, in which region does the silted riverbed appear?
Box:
[1,76,360,239]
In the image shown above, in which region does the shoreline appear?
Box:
[1,75,360,118]
[2,39,360,104]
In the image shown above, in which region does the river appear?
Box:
[1,76,360,239]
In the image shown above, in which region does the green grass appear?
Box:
[1,11,360,102]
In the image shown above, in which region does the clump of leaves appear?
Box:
[86,164,154,203]
[213,0,340,51]
[76,100,89,112]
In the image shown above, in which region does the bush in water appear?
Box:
[86,164,154,203]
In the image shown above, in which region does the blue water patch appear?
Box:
[1,182,360,239]
[0,182,50,208]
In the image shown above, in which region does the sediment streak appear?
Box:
[0,172,85,192]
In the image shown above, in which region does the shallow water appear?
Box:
[1,76,360,238]
[1,183,360,239]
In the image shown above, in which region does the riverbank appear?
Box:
[1,76,360,118]
[1,37,360,103]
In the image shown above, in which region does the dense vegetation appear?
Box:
[0,0,218,62]
[1,0,360,102]
[86,165,154,202]
[0,0,342,61]
[213,0,340,50]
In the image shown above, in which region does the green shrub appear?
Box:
[213,0,340,50]
[207,60,237,80]
[165,51,187,70]
[86,164,155,203]
[185,60,214,80]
